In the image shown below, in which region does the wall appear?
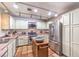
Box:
[59,8,79,57]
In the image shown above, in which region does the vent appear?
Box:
[27,8,32,11]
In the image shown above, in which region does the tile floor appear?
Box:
[15,45,59,57]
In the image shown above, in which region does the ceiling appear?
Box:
[0,2,79,21]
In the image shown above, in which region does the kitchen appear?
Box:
[0,2,79,57]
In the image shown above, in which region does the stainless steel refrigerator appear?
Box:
[49,21,62,56]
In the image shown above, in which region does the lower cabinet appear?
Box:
[0,39,16,57]
[12,39,16,56]
[7,39,16,57]
[32,39,48,57]
[62,26,70,56]
[7,42,13,57]
[71,44,79,57]
[23,38,28,45]
[18,39,23,46]
[1,47,8,57]
[17,36,28,46]
[2,51,8,57]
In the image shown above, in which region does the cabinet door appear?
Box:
[23,36,28,45]
[12,40,16,56]
[72,9,79,25]
[1,13,10,29]
[15,20,27,29]
[18,39,24,46]
[73,26,79,43]
[72,44,79,57]
[10,16,15,29]
[1,47,8,57]
[62,26,70,56]
[37,22,42,29]
[71,26,79,56]
[63,13,70,25]
[22,38,28,45]
[8,42,13,57]
[2,51,8,57]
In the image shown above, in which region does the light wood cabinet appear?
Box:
[1,13,10,29]
[32,39,48,57]
[0,13,1,29]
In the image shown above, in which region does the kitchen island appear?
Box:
[32,39,48,57]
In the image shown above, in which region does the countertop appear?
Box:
[0,34,28,57]
[32,39,48,46]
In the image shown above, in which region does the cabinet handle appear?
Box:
[39,46,48,49]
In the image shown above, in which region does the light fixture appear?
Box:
[48,11,52,16]
[34,9,38,12]
[13,3,18,9]
[55,14,58,17]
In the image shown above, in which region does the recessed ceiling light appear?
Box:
[55,14,58,17]
[34,9,38,12]
[48,12,52,16]
[13,3,18,9]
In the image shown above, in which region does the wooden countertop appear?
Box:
[32,39,48,46]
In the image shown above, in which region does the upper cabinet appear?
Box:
[10,16,15,29]
[37,22,42,29]
[0,13,1,30]
[63,12,70,25]
[15,20,28,29]
[72,9,79,25]
[1,13,10,29]
[47,21,53,29]
[37,21,47,29]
